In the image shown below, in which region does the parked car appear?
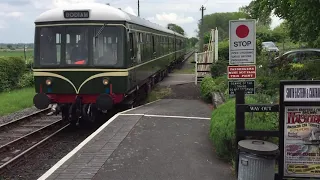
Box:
[262,41,279,56]
[274,48,320,62]
[268,48,320,69]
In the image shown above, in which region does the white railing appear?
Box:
[195,28,218,85]
[195,50,214,84]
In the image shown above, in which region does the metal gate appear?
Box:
[195,28,218,85]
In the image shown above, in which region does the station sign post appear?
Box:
[228,19,256,95]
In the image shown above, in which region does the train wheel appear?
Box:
[68,104,79,128]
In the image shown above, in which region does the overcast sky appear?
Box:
[0,0,283,43]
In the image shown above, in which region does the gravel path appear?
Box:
[0,106,41,126]
[162,82,202,100]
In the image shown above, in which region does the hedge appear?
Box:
[0,56,33,92]
[209,97,278,162]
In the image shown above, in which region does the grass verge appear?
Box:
[0,87,35,116]
[146,85,172,103]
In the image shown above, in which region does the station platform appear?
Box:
[38,99,234,180]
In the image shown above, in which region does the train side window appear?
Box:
[139,33,143,43]
[152,35,155,53]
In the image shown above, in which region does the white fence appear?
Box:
[195,51,214,84]
[195,28,218,85]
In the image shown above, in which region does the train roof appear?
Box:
[35,2,186,38]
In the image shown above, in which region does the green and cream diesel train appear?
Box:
[32,3,187,125]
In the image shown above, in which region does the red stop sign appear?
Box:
[236,25,249,38]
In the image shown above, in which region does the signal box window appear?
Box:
[38,27,63,65]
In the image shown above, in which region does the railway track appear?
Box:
[0,108,69,174]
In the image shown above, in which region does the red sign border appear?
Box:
[227,65,256,79]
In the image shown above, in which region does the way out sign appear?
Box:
[229,19,256,65]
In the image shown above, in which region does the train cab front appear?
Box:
[32,20,128,124]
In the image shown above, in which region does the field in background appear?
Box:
[0,49,33,58]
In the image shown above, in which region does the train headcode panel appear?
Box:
[64,10,90,19]
[284,85,320,102]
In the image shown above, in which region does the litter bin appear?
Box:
[238,139,279,180]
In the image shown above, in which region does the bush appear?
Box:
[200,75,228,102]
[200,76,216,101]
[0,57,26,92]
[210,60,228,78]
[209,97,278,162]
[17,72,34,88]
[218,41,229,60]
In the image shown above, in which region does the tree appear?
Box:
[167,23,185,35]
[245,0,320,46]
[239,0,271,27]
[187,37,198,47]
[197,12,250,41]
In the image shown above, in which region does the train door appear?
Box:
[129,32,137,84]
[136,33,141,64]
[174,35,177,61]
[152,35,156,58]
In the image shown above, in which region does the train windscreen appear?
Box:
[35,25,124,67]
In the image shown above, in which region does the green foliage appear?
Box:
[0,57,26,92]
[187,37,198,48]
[200,76,216,101]
[210,60,228,78]
[17,72,34,89]
[209,97,278,162]
[256,26,284,43]
[239,0,271,27]
[218,40,229,60]
[199,75,228,102]
[246,0,320,46]
[198,12,250,40]
[167,23,185,35]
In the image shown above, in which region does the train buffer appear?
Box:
[38,99,235,180]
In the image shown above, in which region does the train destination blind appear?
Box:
[64,10,89,18]
[284,84,320,102]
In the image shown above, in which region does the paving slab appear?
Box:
[38,99,235,180]
[158,74,195,86]
[92,115,234,180]
[123,99,211,118]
